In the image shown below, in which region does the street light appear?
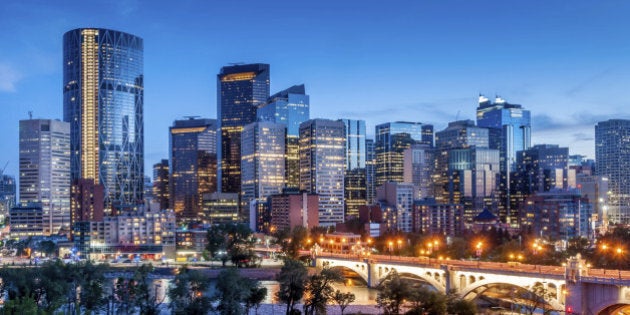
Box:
[388,241,394,258]
[475,242,483,257]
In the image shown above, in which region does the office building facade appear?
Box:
[19,119,71,235]
[375,121,433,187]
[63,28,144,211]
[299,119,346,226]
[476,95,531,224]
[595,119,630,223]
[217,63,270,193]
[170,118,217,221]
[241,121,286,228]
[152,159,170,211]
[340,119,367,220]
[257,84,310,189]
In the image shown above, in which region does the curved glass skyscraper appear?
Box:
[63,28,144,211]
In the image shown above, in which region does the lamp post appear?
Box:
[388,241,393,259]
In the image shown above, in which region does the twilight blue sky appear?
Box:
[1,0,629,178]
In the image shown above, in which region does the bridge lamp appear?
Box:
[601,244,608,251]
[509,253,515,260]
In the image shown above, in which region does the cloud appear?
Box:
[532,111,630,132]
[572,132,594,142]
[565,68,614,97]
[0,63,23,92]
[335,96,471,125]
[116,0,140,16]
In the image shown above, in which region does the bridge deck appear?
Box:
[316,253,630,281]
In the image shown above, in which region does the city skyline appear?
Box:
[2,1,630,179]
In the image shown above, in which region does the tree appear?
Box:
[332,290,355,315]
[376,270,412,314]
[273,226,308,260]
[168,266,213,315]
[130,264,163,315]
[2,296,44,315]
[207,223,258,267]
[37,240,57,257]
[303,268,342,315]
[446,297,477,315]
[213,268,253,315]
[246,286,268,315]
[276,259,308,315]
[406,285,446,315]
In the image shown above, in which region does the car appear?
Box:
[122,259,132,263]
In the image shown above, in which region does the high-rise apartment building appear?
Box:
[241,121,286,229]
[217,63,270,193]
[476,95,531,224]
[299,119,346,226]
[375,122,433,187]
[63,28,144,211]
[19,119,71,235]
[340,119,367,220]
[257,84,309,189]
[170,118,217,221]
[152,159,170,210]
[595,119,630,223]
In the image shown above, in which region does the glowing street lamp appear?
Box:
[475,242,483,257]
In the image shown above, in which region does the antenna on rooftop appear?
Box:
[28,111,33,120]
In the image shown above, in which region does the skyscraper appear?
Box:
[241,121,286,230]
[19,119,71,235]
[595,119,630,223]
[375,121,433,187]
[435,120,500,222]
[299,119,346,226]
[403,144,434,199]
[257,84,309,189]
[476,95,531,223]
[339,119,367,220]
[217,63,270,194]
[152,159,170,211]
[63,28,144,212]
[170,118,217,221]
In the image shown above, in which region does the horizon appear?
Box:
[2,1,629,179]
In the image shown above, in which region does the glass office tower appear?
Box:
[596,119,630,224]
[170,118,217,221]
[476,95,531,224]
[63,28,144,212]
[339,119,367,220]
[375,121,433,187]
[217,63,270,194]
[257,84,309,189]
[19,119,71,235]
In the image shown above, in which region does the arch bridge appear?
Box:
[314,253,630,314]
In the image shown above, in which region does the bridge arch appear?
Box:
[315,259,369,285]
[460,279,565,311]
[375,265,446,292]
[591,300,630,315]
